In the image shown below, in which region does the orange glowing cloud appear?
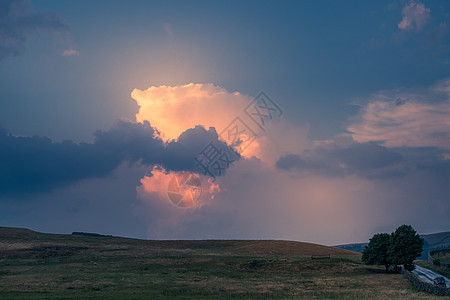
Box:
[137,167,220,209]
[131,83,249,142]
[131,83,310,163]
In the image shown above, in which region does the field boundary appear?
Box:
[400,266,450,296]
[428,249,450,268]
[311,254,330,260]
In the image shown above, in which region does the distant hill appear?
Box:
[334,242,368,254]
[0,226,360,257]
[334,231,450,259]
[72,231,112,237]
[420,231,450,259]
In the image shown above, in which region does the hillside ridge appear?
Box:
[0,226,359,256]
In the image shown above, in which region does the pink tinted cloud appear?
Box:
[61,49,80,56]
[348,81,450,150]
[137,157,380,245]
[136,152,450,245]
[398,1,430,31]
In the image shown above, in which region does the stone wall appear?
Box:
[401,266,450,296]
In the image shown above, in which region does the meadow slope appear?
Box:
[0,227,442,299]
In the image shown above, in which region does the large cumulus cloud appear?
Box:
[131,83,249,142]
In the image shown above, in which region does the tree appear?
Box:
[388,224,424,271]
[362,233,391,272]
[362,225,424,272]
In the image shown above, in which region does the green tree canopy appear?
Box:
[362,233,391,272]
[388,224,424,271]
[362,225,424,272]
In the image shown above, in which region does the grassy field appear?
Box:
[432,252,450,264]
[0,227,443,299]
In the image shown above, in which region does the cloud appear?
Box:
[276,138,405,179]
[132,83,311,215]
[347,79,450,151]
[137,157,377,243]
[0,119,234,197]
[0,162,151,238]
[2,82,450,246]
[135,132,449,244]
[0,0,71,60]
[131,84,419,244]
[398,1,430,31]
[4,144,448,245]
[131,83,249,142]
[136,151,450,245]
[131,83,310,164]
[163,125,236,172]
[61,49,79,56]
[327,142,403,170]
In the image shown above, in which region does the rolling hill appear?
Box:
[0,226,442,299]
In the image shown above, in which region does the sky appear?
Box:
[0,0,449,245]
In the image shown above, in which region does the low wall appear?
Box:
[428,249,450,268]
[401,266,450,296]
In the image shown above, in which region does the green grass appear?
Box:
[432,252,450,264]
[0,227,443,299]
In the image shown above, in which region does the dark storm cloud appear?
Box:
[276,153,332,172]
[163,125,235,172]
[276,140,409,179]
[0,0,70,60]
[0,120,235,197]
[327,143,403,170]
